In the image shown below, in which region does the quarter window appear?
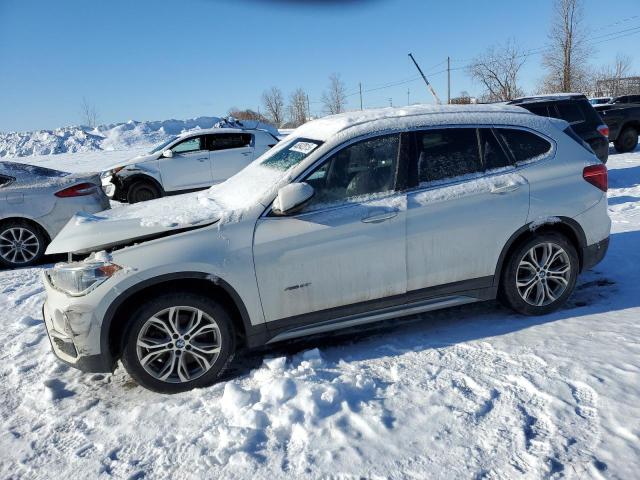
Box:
[415,128,482,184]
[302,134,399,211]
[554,103,585,124]
[496,128,552,163]
[171,136,203,154]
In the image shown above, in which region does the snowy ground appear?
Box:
[1,147,639,479]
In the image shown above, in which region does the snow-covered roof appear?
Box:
[293,104,533,142]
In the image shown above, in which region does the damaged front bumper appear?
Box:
[41,277,115,373]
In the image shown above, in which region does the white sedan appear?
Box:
[0,161,110,268]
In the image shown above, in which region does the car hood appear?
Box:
[101,152,157,172]
[45,191,224,254]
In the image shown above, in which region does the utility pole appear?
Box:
[388,97,392,107]
[408,53,442,104]
[306,94,310,120]
[359,82,363,110]
[407,88,410,105]
[447,56,451,104]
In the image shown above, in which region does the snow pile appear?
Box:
[0,117,279,158]
[0,127,104,157]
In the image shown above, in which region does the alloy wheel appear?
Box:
[0,227,40,265]
[136,306,222,383]
[516,242,571,306]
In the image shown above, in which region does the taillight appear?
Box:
[583,164,608,192]
[55,182,98,198]
[597,124,609,138]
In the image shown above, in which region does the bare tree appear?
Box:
[540,0,591,93]
[227,108,271,124]
[321,73,347,114]
[288,88,309,127]
[593,53,633,96]
[80,97,99,128]
[261,87,285,127]
[467,40,526,102]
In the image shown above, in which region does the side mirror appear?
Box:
[161,149,173,158]
[272,182,314,215]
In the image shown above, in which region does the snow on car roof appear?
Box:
[293,104,534,141]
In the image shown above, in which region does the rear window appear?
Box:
[521,104,550,117]
[496,129,552,163]
[554,102,585,124]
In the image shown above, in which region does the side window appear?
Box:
[301,134,400,211]
[554,102,585,124]
[478,129,511,171]
[496,128,552,164]
[415,128,482,184]
[208,133,252,151]
[171,136,203,154]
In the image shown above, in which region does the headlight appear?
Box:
[47,261,122,296]
[100,166,124,179]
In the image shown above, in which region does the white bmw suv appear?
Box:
[101,127,280,203]
[42,105,610,393]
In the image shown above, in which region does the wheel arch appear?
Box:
[102,272,266,370]
[0,216,52,243]
[120,173,165,197]
[493,217,587,289]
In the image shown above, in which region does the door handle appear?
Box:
[361,209,399,223]
[242,152,252,156]
[490,182,520,194]
[197,157,208,162]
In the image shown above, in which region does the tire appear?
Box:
[499,233,578,316]
[0,220,47,268]
[127,180,161,203]
[613,126,638,153]
[121,292,236,393]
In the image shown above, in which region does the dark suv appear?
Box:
[508,94,609,163]
[609,94,640,105]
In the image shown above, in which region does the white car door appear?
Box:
[406,127,530,291]
[253,134,407,324]
[158,135,213,192]
[208,133,254,184]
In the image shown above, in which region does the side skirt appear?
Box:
[266,294,482,344]
[262,277,496,345]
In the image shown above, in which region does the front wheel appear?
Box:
[614,126,638,153]
[127,180,161,203]
[121,292,235,393]
[499,234,578,316]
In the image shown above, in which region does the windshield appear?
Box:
[148,136,178,154]
[259,138,322,171]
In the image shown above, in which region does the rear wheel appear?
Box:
[121,292,235,393]
[0,220,47,268]
[614,126,638,153]
[127,180,161,203]
[499,233,578,316]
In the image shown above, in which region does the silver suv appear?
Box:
[42,105,610,393]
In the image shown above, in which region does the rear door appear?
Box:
[158,135,213,191]
[405,127,530,291]
[208,133,254,184]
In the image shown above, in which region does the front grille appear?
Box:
[53,337,78,358]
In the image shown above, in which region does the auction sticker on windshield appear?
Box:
[290,141,318,154]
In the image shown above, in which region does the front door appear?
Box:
[159,135,213,192]
[253,133,408,323]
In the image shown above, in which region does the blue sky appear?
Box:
[0,0,638,132]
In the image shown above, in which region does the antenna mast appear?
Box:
[408,53,442,104]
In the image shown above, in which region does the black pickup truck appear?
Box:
[595,103,640,153]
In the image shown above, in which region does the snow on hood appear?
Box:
[46,162,287,254]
